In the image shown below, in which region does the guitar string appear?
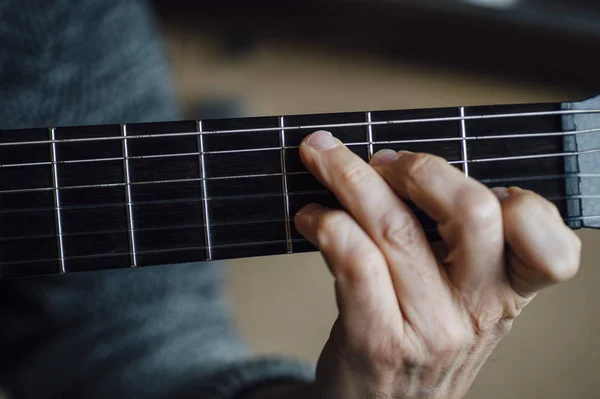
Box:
[4,209,599,267]
[0,192,595,243]
[2,125,600,169]
[0,185,592,215]
[1,108,599,148]
[0,167,596,196]
[2,238,317,267]
[6,207,600,268]
[2,108,598,267]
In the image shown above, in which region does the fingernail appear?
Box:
[370,149,399,166]
[491,187,510,200]
[296,203,325,216]
[304,131,339,151]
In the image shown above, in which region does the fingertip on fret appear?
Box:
[295,202,327,217]
[370,149,400,167]
[302,130,339,151]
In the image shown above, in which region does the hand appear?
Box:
[293,131,581,399]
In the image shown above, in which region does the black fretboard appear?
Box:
[0,100,596,279]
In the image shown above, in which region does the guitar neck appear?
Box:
[0,99,596,279]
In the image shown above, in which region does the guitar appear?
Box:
[1,95,599,279]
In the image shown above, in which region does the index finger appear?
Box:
[299,131,430,258]
[299,131,456,323]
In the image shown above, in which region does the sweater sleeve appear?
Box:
[0,264,315,399]
[0,1,315,398]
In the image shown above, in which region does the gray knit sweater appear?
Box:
[0,1,314,398]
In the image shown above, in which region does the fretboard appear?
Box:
[1,99,599,279]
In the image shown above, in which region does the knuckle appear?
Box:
[502,294,531,323]
[380,215,422,252]
[504,191,534,216]
[458,189,502,230]
[473,305,505,334]
[340,163,370,190]
[543,235,581,283]
[495,318,515,337]
[338,249,383,290]
[504,192,582,284]
[314,211,385,287]
[505,190,555,220]
[404,152,442,180]
[314,211,348,247]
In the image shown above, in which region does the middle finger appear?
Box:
[370,150,506,310]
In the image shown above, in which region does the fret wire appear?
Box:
[2,109,600,148]
[279,116,293,254]
[4,126,600,170]
[366,111,374,160]
[49,128,66,274]
[197,121,213,261]
[459,107,469,177]
[4,106,597,272]
[121,124,137,267]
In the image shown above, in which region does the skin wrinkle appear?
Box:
[303,141,452,332]
[13,3,582,399]
[374,159,480,349]
[288,133,581,399]
[301,147,464,397]
[506,250,544,302]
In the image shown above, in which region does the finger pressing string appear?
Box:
[299,132,456,332]
[294,203,402,336]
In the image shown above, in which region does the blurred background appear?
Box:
[151,1,599,398]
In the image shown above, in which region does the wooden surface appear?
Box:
[163,24,599,398]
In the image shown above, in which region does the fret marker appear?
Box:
[460,107,470,177]
[121,124,138,267]
[279,116,293,254]
[198,121,213,261]
[50,128,66,274]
